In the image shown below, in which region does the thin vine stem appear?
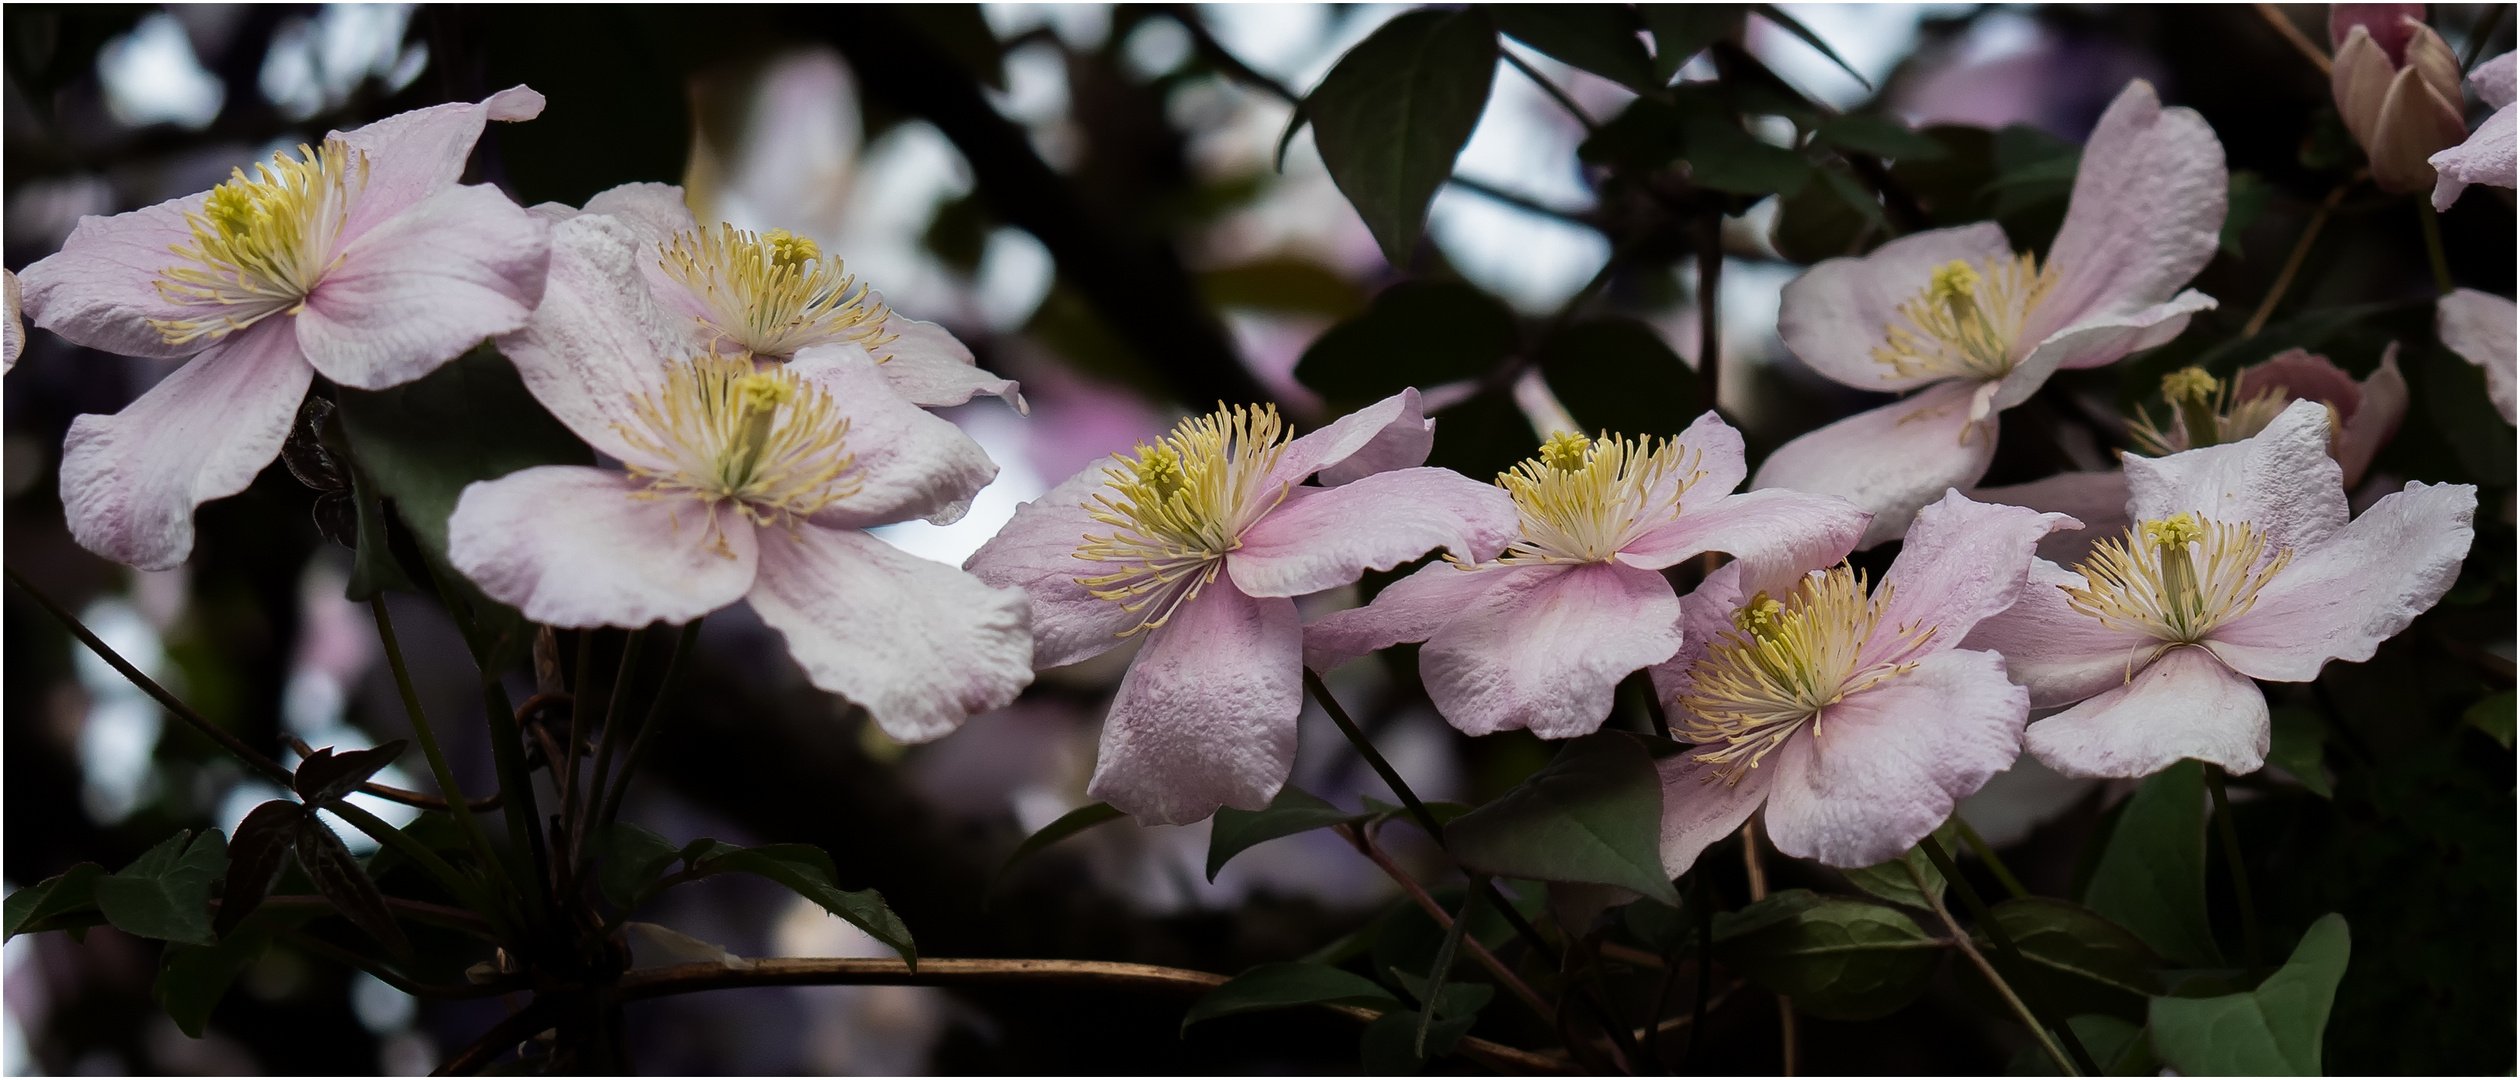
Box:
[2205,764,2266,973]
[369,597,515,922]
[1904,857,2082,1076]
[1917,835,2100,1075]
[1742,821,1796,1076]
[597,619,703,829]
[1336,823,1558,1026]
[568,631,643,875]
[1951,817,2030,900]
[2417,199,2455,296]
[421,559,553,938]
[276,929,511,1000]
[2244,180,2352,337]
[1500,46,1597,134]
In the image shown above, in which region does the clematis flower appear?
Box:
[2438,287,2516,423]
[2430,52,2515,208]
[1967,400,2476,779]
[1303,414,1869,740]
[19,87,552,570]
[537,182,1020,413]
[3,269,19,373]
[446,214,1031,742]
[1649,492,2073,872]
[1757,80,2225,548]
[2330,5,2472,195]
[965,390,1519,824]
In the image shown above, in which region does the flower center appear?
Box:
[1873,254,2057,381]
[1676,566,1932,784]
[2062,512,2291,644]
[2129,367,2298,456]
[615,352,860,548]
[659,225,893,360]
[1491,431,1701,565]
[1074,404,1292,636]
[151,139,366,345]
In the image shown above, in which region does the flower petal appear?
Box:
[1417,561,1682,738]
[1671,409,1749,511]
[2207,480,2475,681]
[2023,81,2226,345]
[296,184,550,390]
[2336,345,2407,487]
[1762,648,2029,868]
[2477,51,2518,109]
[1301,560,1506,673]
[2332,26,2398,148]
[869,315,1024,410]
[2438,287,2517,424]
[1776,222,2014,392]
[2329,5,2426,58]
[446,466,757,628]
[1618,489,1870,600]
[746,524,1032,742]
[2430,103,2516,210]
[494,214,684,462]
[2369,61,2471,195]
[1225,467,1518,598]
[1960,558,2156,707]
[1655,752,1772,878]
[4,268,22,373]
[2023,646,2268,778]
[1969,469,2129,568]
[1752,379,1998,549]
[17,193,221,360]
[963,462,1144,669]
[1269,388,1433,489]
[2124,398,2346,551]
[790,345,998,530]
[1087,578,1302,825]
[1870,490,2077,668]
[2003,292,2216,399]
[332,86,545,247]
[580,182,700,250]
[58,318,310,569]
[1647,562,1745,705]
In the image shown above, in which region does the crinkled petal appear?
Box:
[1417,561,1682,739]
[1753,379,1998,549]
[747,524,1032,742]
[2238,348,2363,417]
[869,315,1023,410]
[2125,398,2346,551]
[1870,490,2078,668]
[1670,410,1749,513]
[963,462,1143,669]
[58,318,310,569]
[2438,287,2517,424]
[1762,648,2029,868]
[790,345,998,530]
[2370,62,2472,195]
[333,86,545,247]
[1776,222,2014,392]
[1301,560,1507,672]
[1969,469,2128,568]
[1655,752,1772,879]
[17,193,223,360]
[1961,558,2156,707]
[1618,488,1870,599]
[4,268,21,373]
[1226,467,1517,598]
[2004,292,2216,399]
[2024,646,2268,778]
[1087,578,1301,825]
[2430,103,2516,210]
[296,184,550,390]
[447,466,757,628]
[2476,52,2518,109]
[2023,81,2226,345]
[580,182,700,250]
[2336,346,2406,488]
[493,214,684,463]
[2208,480,2475,681]
[1270,388,1433,489]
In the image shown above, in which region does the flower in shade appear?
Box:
[538,182,1021,413]
[1967,400,2476,779]
[19,88,551,569]
[1649,492,2074,872]
[2430,52,2515,209]
[2329,4,2472,195]
[1757,80,2224,548]
[1303,413,1869,740]
[3,269,19,373]
[964,390,1519,824]
[446,213,1031,742]
[2438,287,2515,423]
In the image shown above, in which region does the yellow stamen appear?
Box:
[1874,254,2057,381]
[615,352,860,551]
[660,224,894,359]
[1538,431,1593,471]
[1677,566,1935,784]
[2063,513,2292,644]
[1075,404,1292,636]
[1489,432,1703,565]
[2130,368,2298,456]
[151,140,367,344]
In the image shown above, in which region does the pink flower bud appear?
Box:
[2331,15,2470,193]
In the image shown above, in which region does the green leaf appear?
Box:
[994,802,1125,892]
[2084,760,2223,967]
[1841,833,1948,912]
[2011,1014,2161,1076]
[1180,961,1401,1032]
[94,831,226,946]
[692,843,916,967]
[2267,707,2335,797]
[2149,913,2351,1076]
[215,801,305,939]
[1580,96,1688,172]
[1748,4,1870,88]
[296,815,411,958]
[5,864,105,940]
[1489,4,1656,91]
[1359,797,1477,830]
[291,741,407,807]
[1536,317,1702,438]
[2463,690,2514,749]
[1361,1007,1477,1074]
[1638,5,1743,82]
[1712,890,1945,1021]
[1446,732,1678,904]
[2220,170,2272,259]
[1770,163,1887,262]
[1890,125,2000,226]
[1683,114,1813,198]
[597,822,683,913]
[1387,965,1494,1020]
[1958,898,2164,1024]
[1307,8,1500,263]
[1207,786,1362,882]
[1814,114,1946,161]
[1295,280,1518,404]
[157,907,321,1038]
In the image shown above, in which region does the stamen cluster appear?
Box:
[153,140,367,345]
[615,352,860,546]
[1075,405,1292,635]
[661,225,893,359]
[2129,367,2298,456]
[1873,254,2057,380]
[1492,432,1701,565]
[1677,566,1933,783]
[2063,511,2291,644]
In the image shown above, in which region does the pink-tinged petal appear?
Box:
[2125,399,2346,551]
[1301,560,1507,672]
[2330,5,2425,58]
[2239,348,2363,419]
[17,193,224,360]
[963,462,1143,669]
[1655,752,1772,878]
[2404,21,2466,104]
[2336,346,2407,487]
[789,345,998,529]
[746,525,1032,742]
[2429,103,2516,209]
[1647,563,1746,705]
[1870,491,2077,667]
[2333,27,2398,147]
[447,466,757,628]
[1961,559,2155,707]
[2023,82,2226,345]
[1618,489,1869,599]
[1225,467,1518,598]
[2024,646,2268,778]
[1270,388,1433,489]
[4,268,21,373]
[1752,379,1998,549]
[1762,649,2029,868]
[332,86,544,246]
[295,184,550,390]
[1669,410,1749,513]
[2476,52,2518,109]
[868,315,1024,411]
[2438,288,2517,423]
[1087,578,1302,824]
[1418,561,1682,738]
[493,214,684,463]
[2369,61,2472,195]
[2207,480,2476,681]
[1776,222,2014,392]
[580,182,700,250]
[2005,291,2216,394]
[1969,469,2128,568]
[58,319,310,569]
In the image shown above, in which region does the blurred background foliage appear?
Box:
[3,3,2510,1074]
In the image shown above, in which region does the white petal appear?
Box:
[2024,646,2268,778]
[1753,380,1999,549]
[447,466,758,628]
[2124,399,2347,551]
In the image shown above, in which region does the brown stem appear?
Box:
[2244,181,2351,337]
[2255,3,2334,74]
[279,735,502,813]
[1696,214,1726,416]
[275,929,510,1000]
[1742,821,1795,1075]
[1336,824,1558,1024]
[433,998,557,1076]
[1904,859,2080,1075]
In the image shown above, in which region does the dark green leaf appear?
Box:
[1307,8,1500,262]
[1748,4,1870,88]
[5,864,104,940]
[157,906,322,1038]
[1358,797,1477,829]
[1489,5,1655,90]
[1208,786,1362,882]
[2149,913,2350,1076]
[1814,114,1946,161]
[1537,317,1702,438]
[1958,898,2163,1024]
[94,831,226,946]
[1770,163,1888,262]
[2423,332,2519,485]
[1361,1008,1478,1074]
[1891,125,2000,226]
[1622,894,1692,955]
[2084,760,2222,967]
[1986,125,2079,219]
[215,801,305,939]
[2465,691,2515,748]
[1684,114,1813,198]
[1446,732,1678,905]
[2011,1014,2161,1076]
[2267,707,2335,797]
[291,741,406,807]
[2220,171,2272,259]
[1841,831,1949,912]
[693,843,916,966]
[597,822,683,913]
[1295,280,1518,404]
[1181,961,1401,1032]
[1387,965,1494,1020]
[994,802,1125,891]
[1579,96,1688,172]
[296,816,410,958]
[1638,5,1743,82]
[1425,389,1542,489]
[1712,890,1944,1020]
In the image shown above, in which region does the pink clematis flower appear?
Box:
[1649,492,2074,871]
[1756,80,2225,548]
[965,391,1519,824]
[446,214,1031,742]
[2430,52,2515,209]
[4,269,21,373]
[1303,413,1870,740]
[19,87,552,570]
[2330,5,2472,195]
[2438,287,2516,423]
[1967,400,2476,779]
[535,182,1020,413]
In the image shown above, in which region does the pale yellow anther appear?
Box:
[762,229,821,270]
[1538,431,1593,472]
[1132,446,1187,502]
[2065,513,2291,646]
[1873,253,2056,381]
[2141,512,2204,551]
[1928,259,1981,314]
[1677,566,1935,784]
[2160,368,2220,404]
[1075,405,1294,636]
[661,224,893,359]
[615,352,859,551]
[151,139,367,345]
[1490,432,1702,566]
[1732,593,1787,640]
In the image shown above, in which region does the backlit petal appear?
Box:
[1226,467,1517,598]
[963,462,1145,669]
[2022,81,2226,345]
[1961,558,2157,707]
[1087,579,1302,825]
[790,346,998,530]
[1776,222,2015,393]
[1416,561,1682,739]
[1869,491,2077,668]
[447,465,757,628]
[296,184,549,390]
[2438,288,2516,424]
